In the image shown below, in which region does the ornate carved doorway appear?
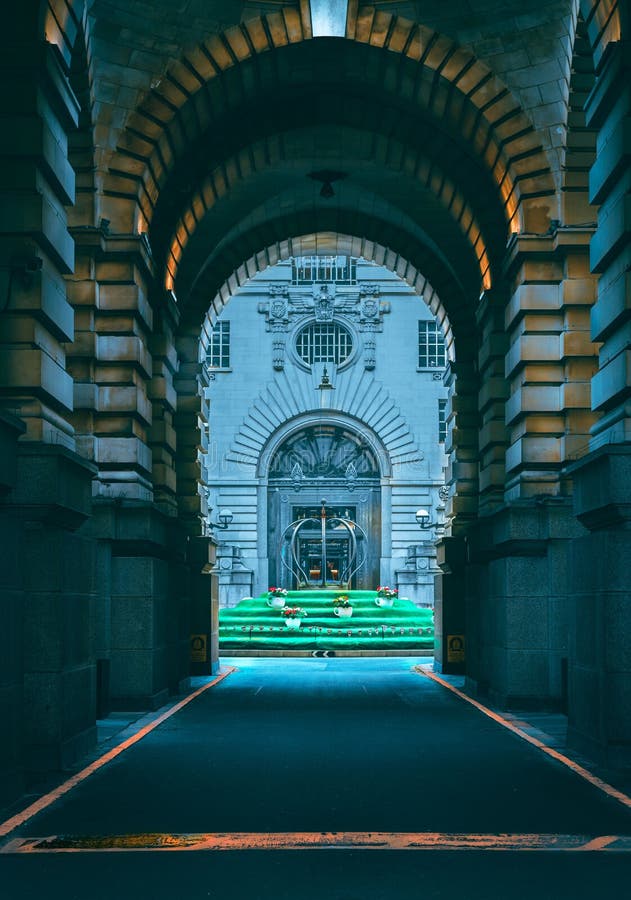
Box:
[267,425,382,589]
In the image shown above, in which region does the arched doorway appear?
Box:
[267,424,382,590]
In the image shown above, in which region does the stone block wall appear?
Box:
[465,500,584,707]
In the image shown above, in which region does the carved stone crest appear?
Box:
[314,284,335,322]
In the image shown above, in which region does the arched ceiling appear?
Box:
[42,0,627,344]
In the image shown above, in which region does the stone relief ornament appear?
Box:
[314,284,335,322]
[258,280,390,368]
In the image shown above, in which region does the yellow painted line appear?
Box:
[0,668,236,840]
[415,667,631,812]
[3,832,631,853]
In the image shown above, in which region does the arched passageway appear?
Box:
[1,0,631,811]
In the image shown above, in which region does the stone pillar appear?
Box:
[587,41,631,447]
[88,502,192,710]
[0,41,78,446]
[91,235,155,502]
[188,536,217,674]
[434,536,466,675]
[2,445,97,773]
[214,544,255,608]
[444,362,479,530]
[395,543,437,607]
[504,241,567,500]
[563,39,631,765]
[149,294,180,516]
[569,448,631,766]
[466,500,584,707]
[0,412,26,806]
[476,289,509,515]
[174,327,204,533]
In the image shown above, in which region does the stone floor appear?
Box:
[1,657,631,898]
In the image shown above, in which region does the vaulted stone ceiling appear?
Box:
[56,0,612,338]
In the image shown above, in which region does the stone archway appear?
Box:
[4,1,631,807]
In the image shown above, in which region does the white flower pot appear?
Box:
[285,618,301,629]
[375,596,394,608]
[267,595,286,609]
[334,606,353,618]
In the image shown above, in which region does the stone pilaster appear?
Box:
[0,41,78,446]
[586,41,631,445]
[149,292,180,516]
[476,289,509,514]
[466,500,583,707]
[1,444,97,778]
[434,536,466,675]
[87,501,192,710]
[503,232,599,499]
[569,446,631,767]
[443,362,478,532]
[0,412,26,807]
[174,327,204,532]
[92,235,155,502]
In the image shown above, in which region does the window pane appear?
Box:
[438,399,447,443]
[291,256,357,285]
[296,323,352,365]
[208,321,230,368]
[418,320,446,368]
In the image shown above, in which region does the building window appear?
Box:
[208,321,230,368]
[296,323,353,365]
[418,321,447,368]
[291,256,357,285]
[438,399,447,443]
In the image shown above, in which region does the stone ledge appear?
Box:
[569,443,631,530]
[0,410,26,493]
[5,443,96,528]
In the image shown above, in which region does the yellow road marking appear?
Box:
[415,667,631,811]
[0,668,236,840]
[3,832,631,853]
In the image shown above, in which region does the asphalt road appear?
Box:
[1,657,631,899]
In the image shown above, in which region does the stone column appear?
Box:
[0,39,101,799]
[0,412,26,806]
[149,293,180,516]
[91,234,155,502]
[569,448,631,766]
[434,536,466,675]
[0,41,78,447]
[476,289,509,515]
[466,499,584,707]
[214,544,255,608]
[566,40,631,766]
[587,41,631,447]
[444,362,478,529]
[3,445,97,772]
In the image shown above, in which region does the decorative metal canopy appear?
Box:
[279,499,367,589]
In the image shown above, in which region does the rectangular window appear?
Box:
[438,399,447,443]
[291,255,357,285]
[208,320,230,368]
[418,321,447,369]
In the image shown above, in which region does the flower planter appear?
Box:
[267,595,286,609]
[334,606,353,618]
[285,618,302,630]
[375,596,394,608]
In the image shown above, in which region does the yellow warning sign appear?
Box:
[190,634,208,663]
[447,634,465,663]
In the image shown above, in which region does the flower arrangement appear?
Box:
[268,586,288,597]
[376,585,398,599]
[282,606,307,618]
[333,595,352,608]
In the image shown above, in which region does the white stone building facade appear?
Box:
[199,257,449,606]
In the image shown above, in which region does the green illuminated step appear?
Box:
[219,591,434,650]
